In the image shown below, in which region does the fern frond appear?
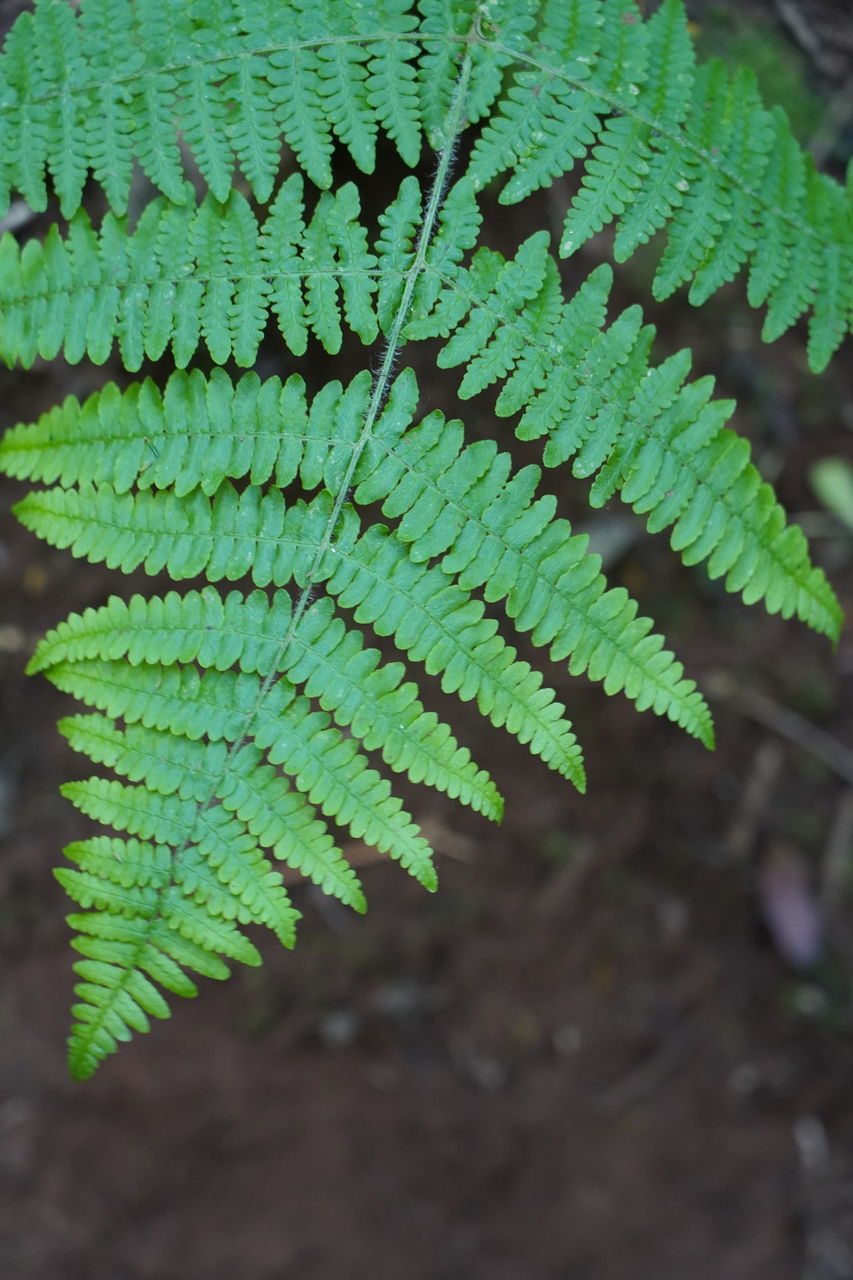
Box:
[9,359,715,756]
[18,474,587,788]
[0,0,421,210]
[9,359,710,735]
[59,715,367,910]
[0,0,845,1078]
[410,237,842,642]
[0,175,396,369]
[45,656,439,886]
[57,833,260,1079]
[2,1,849,361]
[469,0,853,368]
[466,0,606,203]
[323,523,589,785]
[0,367,370,496]
[35,588,502,821]
[62,776,301,946]
[354,399,712,743]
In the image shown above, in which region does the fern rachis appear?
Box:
[0,0,846,1078]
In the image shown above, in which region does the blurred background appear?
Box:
[1,1,853,1276]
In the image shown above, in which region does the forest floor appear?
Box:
[2,2,853,1277]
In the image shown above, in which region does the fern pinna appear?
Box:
[0,0,846,1079]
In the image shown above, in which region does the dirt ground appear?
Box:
[2,3,853,1278]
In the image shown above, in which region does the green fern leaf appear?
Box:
[365,0,423,167]
[411,234,842,641]
[0,0,845,1077]
[0,177,388,370]
[58,832,261,1078]
[62,777,301,946]
[35,587,502,821]
[354,401,712,743]
[48,653,439,887]
[467,0,605,202]
[59,714,367,911]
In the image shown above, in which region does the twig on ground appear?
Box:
[725,739,785,862]
[595,1032,691,1115]
[709,677,853,789]
[775,0,846,77]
